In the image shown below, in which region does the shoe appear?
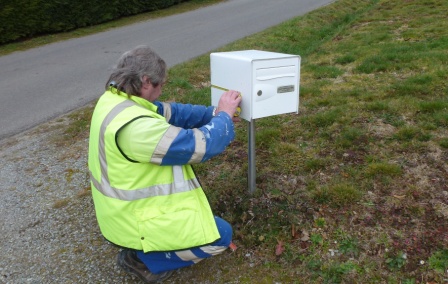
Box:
[117,249,173,283]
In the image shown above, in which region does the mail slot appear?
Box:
[210,50,301,120]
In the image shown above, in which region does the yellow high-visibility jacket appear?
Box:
[88,90,219,252]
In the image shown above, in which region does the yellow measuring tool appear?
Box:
[211,84,242,117]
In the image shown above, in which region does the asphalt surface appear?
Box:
[0,0,334,140]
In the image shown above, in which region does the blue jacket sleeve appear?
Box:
[154,101,214,129]
[198,112,235,162]
[160,112,235,165]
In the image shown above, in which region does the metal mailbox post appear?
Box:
[210,50,301,193]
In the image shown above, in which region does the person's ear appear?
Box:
[142,75,151,89]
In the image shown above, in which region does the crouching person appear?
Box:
[88,45,241,283]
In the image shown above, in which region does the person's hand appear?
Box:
[216,90,242,119]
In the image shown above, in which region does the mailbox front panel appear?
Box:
[252,57,300,119]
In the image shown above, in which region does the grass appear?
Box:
[11,0,448,282]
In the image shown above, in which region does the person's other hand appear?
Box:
[216,90,242,119]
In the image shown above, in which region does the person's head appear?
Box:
[106,45,167,100]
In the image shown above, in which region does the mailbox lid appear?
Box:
[212,50,297,61]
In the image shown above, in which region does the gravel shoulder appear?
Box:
[0,110,124,283]
[0,108,234,284]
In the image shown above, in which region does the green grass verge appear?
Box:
[165,0,448,282]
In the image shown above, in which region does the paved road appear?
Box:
[0,0,333,140]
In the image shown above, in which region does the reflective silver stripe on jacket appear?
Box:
[150,127,206,164]
[89,170,200,201]
[189,128,206,163]
[160,102,172,122]
[91,100,200,201]
[150,126,181,164]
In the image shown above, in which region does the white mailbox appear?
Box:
[210,50,300,121]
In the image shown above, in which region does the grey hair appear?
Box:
[106,45,167,96]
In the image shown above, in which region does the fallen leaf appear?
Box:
[393,195,406,199]
[275,240,285,256]
[229,242,237,252]
[300,241,310,249]
[301,230,310,242]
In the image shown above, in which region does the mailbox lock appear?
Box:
[257,90,262,96]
